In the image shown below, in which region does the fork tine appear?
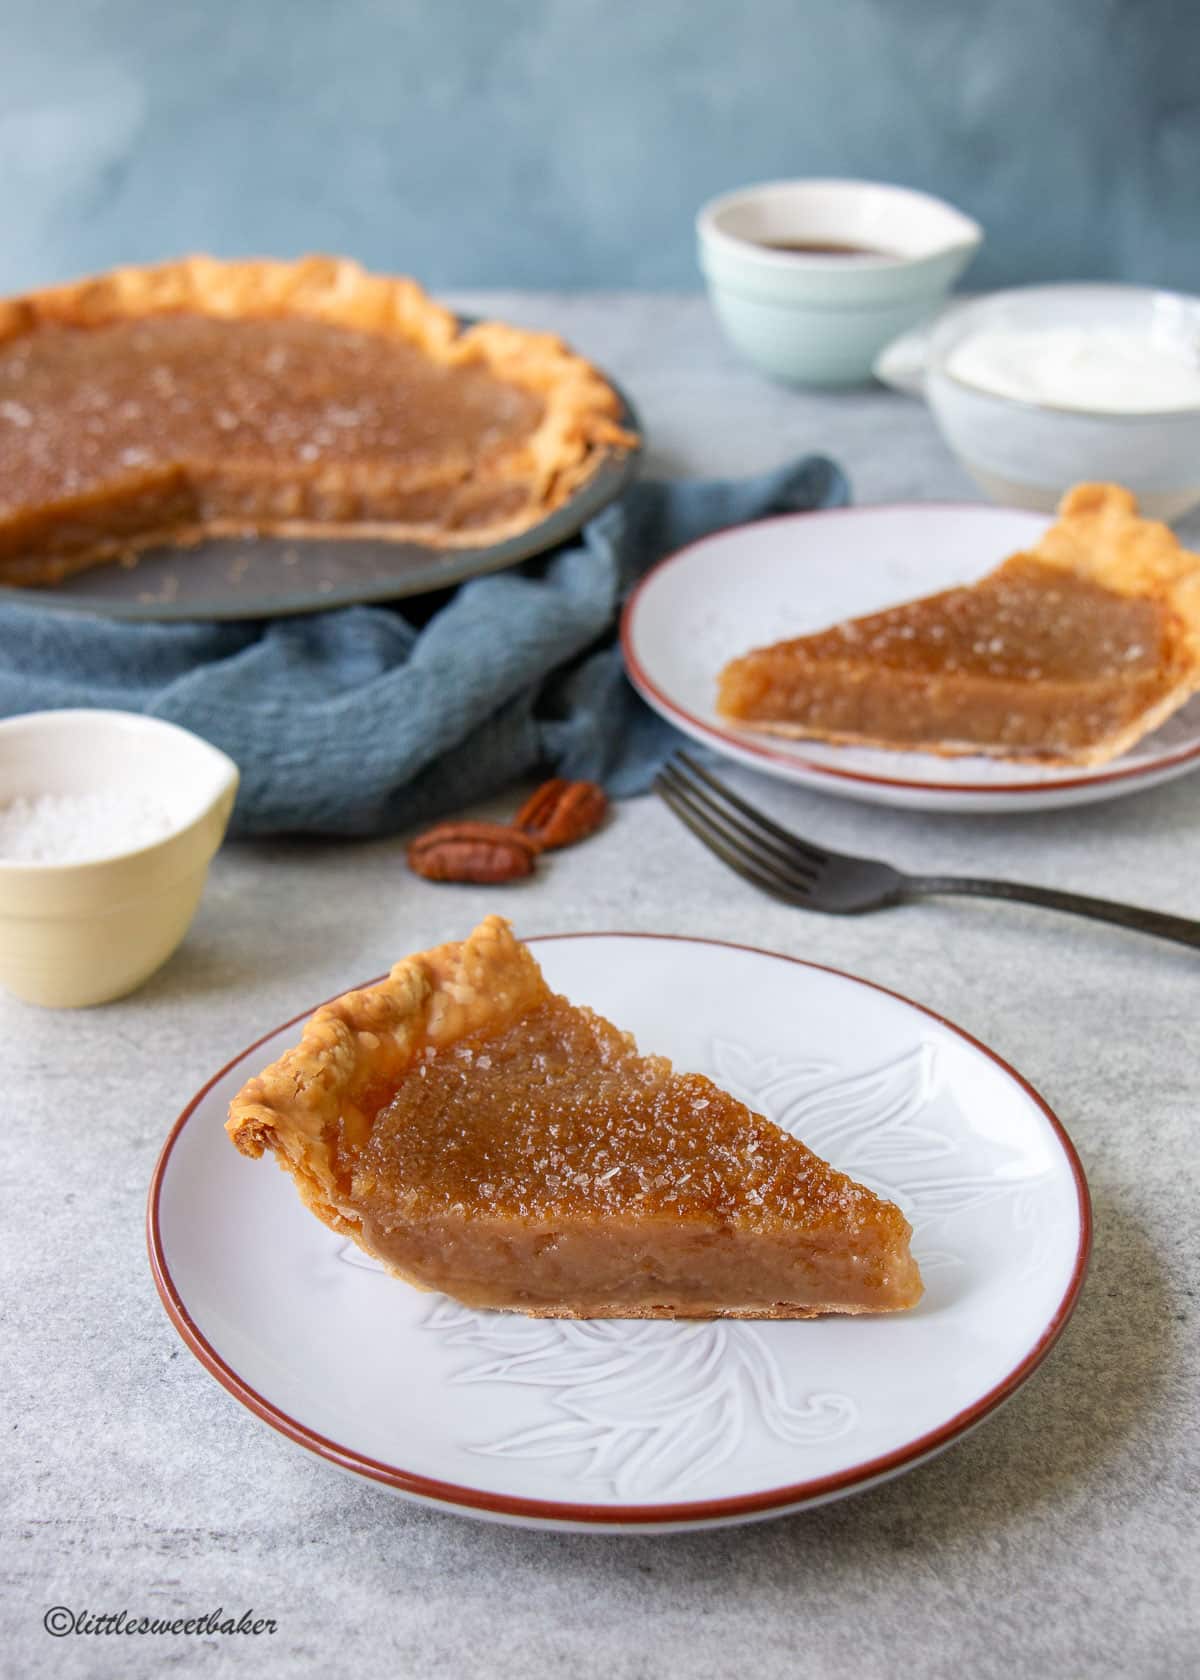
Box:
[658,759,816,880]
[657,763,819,889]
[675,751,829,865]
[654,780,810,905]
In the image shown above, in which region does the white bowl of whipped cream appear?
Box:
[875,283,1200,519]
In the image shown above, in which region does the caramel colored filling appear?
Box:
[344,994,920,1317]
[718,556,1180,758]
[0,314,544,574]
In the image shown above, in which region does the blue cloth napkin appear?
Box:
[0,456,848,836]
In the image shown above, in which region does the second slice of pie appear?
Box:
[717,484,1200,767]
[226,916,922,1319]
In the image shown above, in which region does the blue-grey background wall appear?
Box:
[2,0,1195,295]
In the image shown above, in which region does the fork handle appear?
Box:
[909,875,1200,949]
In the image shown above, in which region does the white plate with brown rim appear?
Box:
[148,931,1089,1532]
[620,502,1200,814]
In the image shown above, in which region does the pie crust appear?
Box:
[0,255,636,585]
[226,917,922,1320]
[717,484,1200,767]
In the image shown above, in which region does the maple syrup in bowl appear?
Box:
[749,239,901,260]
[696,178,982,385]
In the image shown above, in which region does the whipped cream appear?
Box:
[945,326,1200,414]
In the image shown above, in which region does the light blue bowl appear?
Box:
[697,178,982,387]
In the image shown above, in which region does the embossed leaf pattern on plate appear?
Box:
[712,1037,1048,1243]
[423,1301,855,1498]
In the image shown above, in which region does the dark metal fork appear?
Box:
[654,752,1200,950]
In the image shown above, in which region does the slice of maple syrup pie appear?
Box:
[226,917,923,1320]
[717,484,1200,766]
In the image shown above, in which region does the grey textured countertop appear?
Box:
[4,295,1197,1679]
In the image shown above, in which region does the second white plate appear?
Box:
[621,503,1200,812]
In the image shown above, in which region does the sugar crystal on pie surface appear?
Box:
[354,992,886,1238]
[0,316,544,513]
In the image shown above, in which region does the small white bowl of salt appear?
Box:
[0,711,239,1007]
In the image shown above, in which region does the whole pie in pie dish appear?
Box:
[0,256,636,586]
[717,484,1200,767]
[226,916,922,1320]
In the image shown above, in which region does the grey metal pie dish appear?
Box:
[0,357,640,623]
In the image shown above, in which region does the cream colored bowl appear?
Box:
[0,711,239,1007]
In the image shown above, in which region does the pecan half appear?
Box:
[407,821,539,884]
[514,778,608,850]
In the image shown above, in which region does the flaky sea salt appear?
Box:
[0,790,179,864]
